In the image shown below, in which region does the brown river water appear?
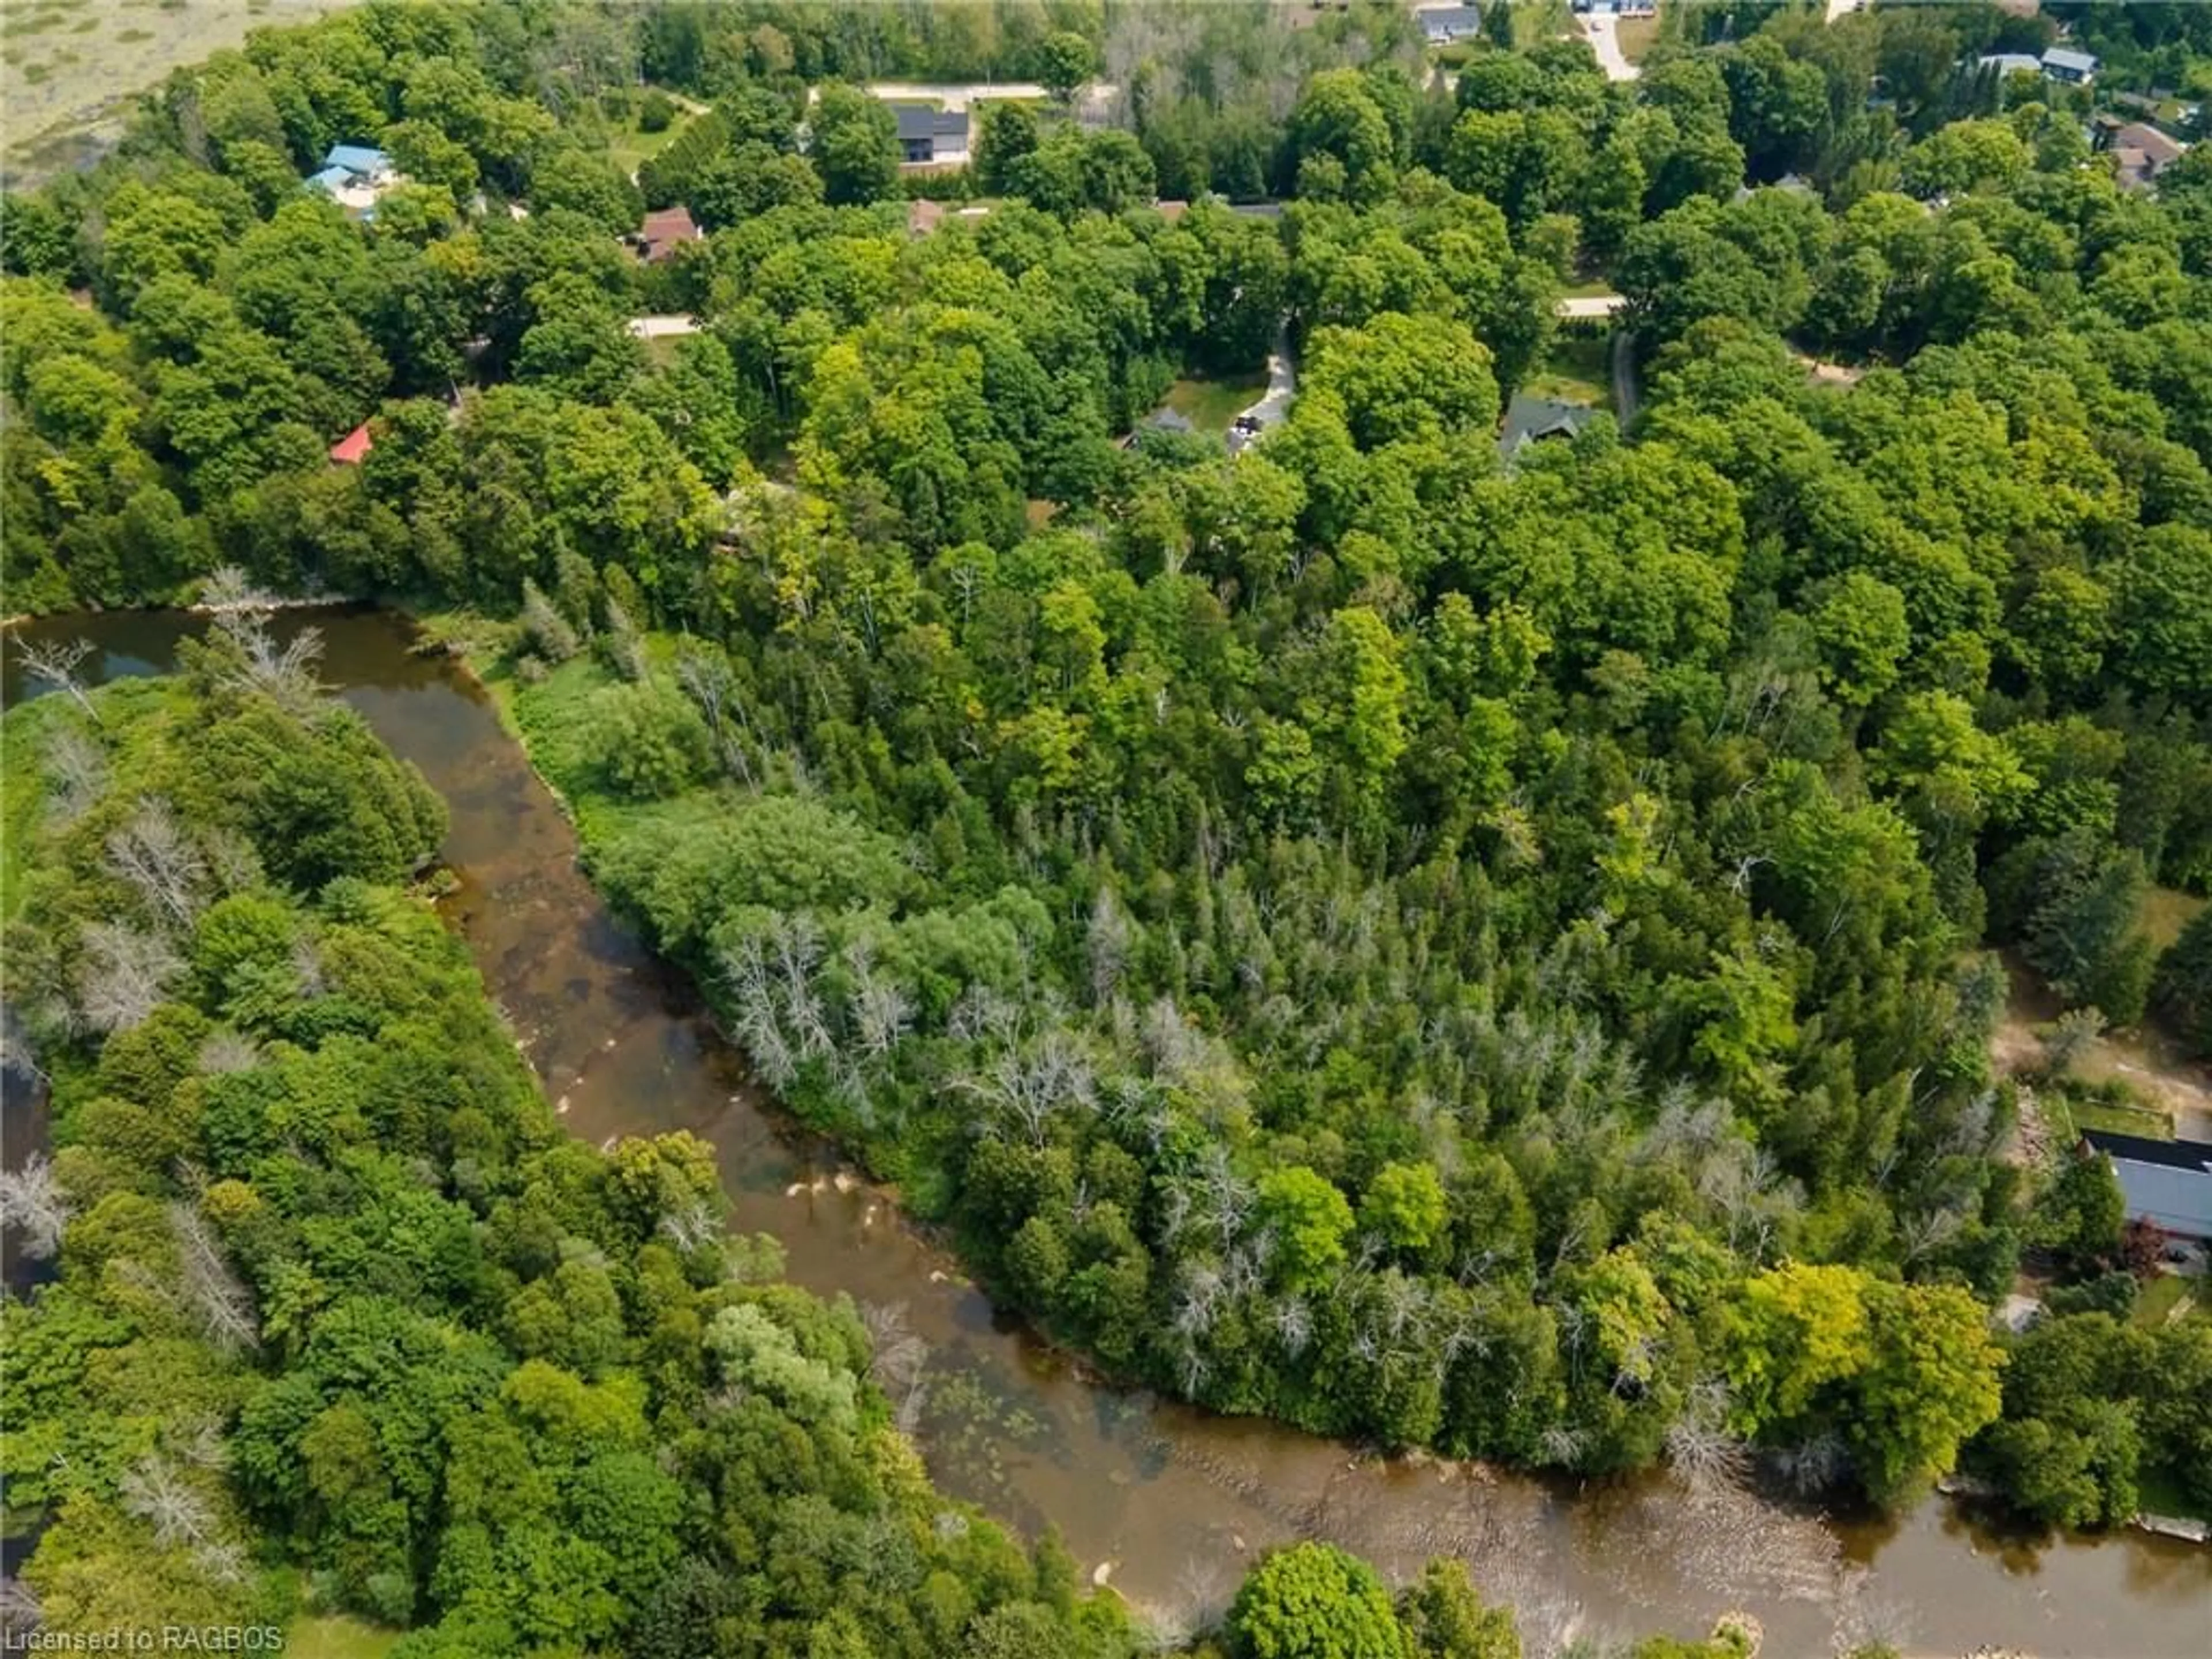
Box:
[5,610,2207,1658]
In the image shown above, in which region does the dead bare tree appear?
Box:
[0,1153,73,1259]
[202,572,325,714]
[119,1453,217,1549]
[75,921,183,1033]
[1665,1378,1751,1501]
[169,1202,260,1353]
[105,797,208,928]
[43,726,107,822]
[1087,886,1133,1006]
[16,636,102,724]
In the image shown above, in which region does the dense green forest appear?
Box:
[0,618,1793,1658]
[4,0,2212,1615]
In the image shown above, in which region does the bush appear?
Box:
[638,89,676,134]
[584,681,714,800]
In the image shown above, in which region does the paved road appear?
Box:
[1579,13,1640,82]
[1556,293,1626,320]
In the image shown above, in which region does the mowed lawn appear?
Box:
[1163,373,1268,434]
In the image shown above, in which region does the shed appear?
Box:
[329,423,374,465]
[2084,1130,2212,1242]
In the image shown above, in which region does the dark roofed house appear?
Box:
[1121,407,1199,452]
[635,205,702,262]
[2084,1130,2212,1243]
[2041,46,2099,85]
[1499,395,1598,461]
[1416,6,1484,46]
[892,104,971,166]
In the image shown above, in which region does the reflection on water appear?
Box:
[6,611,2209,1658]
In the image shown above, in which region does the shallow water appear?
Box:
[6,609,2207,1657]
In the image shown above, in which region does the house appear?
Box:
[321,143,395,184]
[306,142,400,218]
[2084,1130,2212,1244]
[634,205,702,262]
[2041,46,2099,86]
[329,423,373,465]
[1499,395,1599,461]
[1976,52,2045,81]
[2105,121,2188,191]
[892,105,970,167]
[1121,407,1198,452]
[1415,6,1484,47]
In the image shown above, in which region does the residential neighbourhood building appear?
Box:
[2105,120,2190,191]
[893,104,971,166]
[305,142,400,218]
[2084,1130,2212,1244]
[1414,6,1484,47]
[1499,395,1600,461]
[2041,46,2100,86]
[633,204,702,262]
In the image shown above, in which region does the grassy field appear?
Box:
[2131,1274,2197,1328]
[603,103,693,179]
[1615,12,1662,65]
[282,1618,399,1659]
[1523,333,1611,406]
[2,0,343,183]
[1162,373,1268,434]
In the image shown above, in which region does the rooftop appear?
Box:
[2113,122,2187,165]
[2042,47,2099,74]
[636,204,702,259]
[321,143,392,176]
[2084,1130,2212,1173]
[329,422,373,465]
[892,104,969,142]
[1500,394,1599,458]
[2085,1131,2212,1240]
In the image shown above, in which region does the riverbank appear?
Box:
[7,608,2209,1659]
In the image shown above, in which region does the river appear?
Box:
[4,609,2207,1658]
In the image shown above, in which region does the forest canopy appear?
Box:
[4,0,2212,1635]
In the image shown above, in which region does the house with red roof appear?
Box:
[329,423,373,465]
